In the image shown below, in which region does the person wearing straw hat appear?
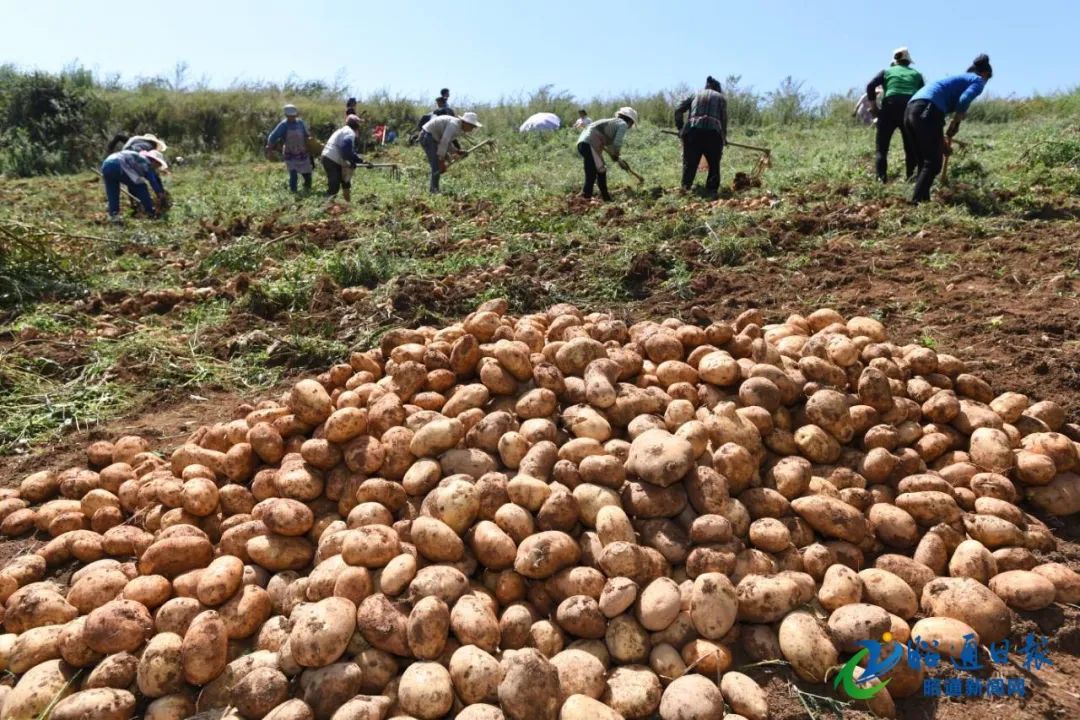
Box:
[321,114,367,201]
[266,104,314,193]
[866,47,924,182]
[100,148,169,222]
[905,53,993,203]
[576,106,637,202]
[106,132,168,154]
[418,111,482,194]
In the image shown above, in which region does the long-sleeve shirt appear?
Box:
[321,125,363,167]
[912,73,986,114]
[867,65,924,100]
[433,105,455,117]
[674,89,728,139]
[422,115,467,158]
[105,150,165,194]
[577,117,629,160]
[266,119,311,162]
[572,116,592,129]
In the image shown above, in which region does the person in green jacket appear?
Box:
[866,47,925,182]
[576,107,637,201]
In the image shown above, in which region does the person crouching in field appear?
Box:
[905,54,992,204]
[576,107,638,201]
[321,115,366,201]
[674,76,728,198]
[866,47,924,183]
[418,112,483,194]
[265,104,314,193]
[100,149,169,222]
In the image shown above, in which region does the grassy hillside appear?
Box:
[0,97,1078,454]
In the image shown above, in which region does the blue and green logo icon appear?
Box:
[833,632,904,700]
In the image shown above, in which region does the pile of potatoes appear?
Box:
[2,299,1080,720]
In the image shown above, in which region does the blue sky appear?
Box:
[4,0,1077,102]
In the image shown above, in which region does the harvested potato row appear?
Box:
[1,300,1078,720]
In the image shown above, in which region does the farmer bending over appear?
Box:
[675,76,728,198]
[576,107,637,202]
[321,114,366,201]
[905,54,992,203]
[866,47,924,182]
[266,104,314,193]
[418,111,482,194]
[100,149,169,222]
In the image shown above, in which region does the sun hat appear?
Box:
[283,104,299,117]
[140,133,168,152]
[141,149,169,171]
[893,47,912,63]
[461,112,483,128]
[617,107,638,125]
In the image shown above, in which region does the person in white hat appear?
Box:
[266,104,315,192]
[575,106,637,201]
[418,111,482,193]
[99,147,169,222]
[865,47,925,182]
[321,114,367,201]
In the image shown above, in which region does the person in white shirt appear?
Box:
[572,109,592,130]
[418,111,482,193]
[320,115,365,201]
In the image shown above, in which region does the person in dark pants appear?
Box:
[419,111,482,193]
[866,47,924,182]
[576,107,637,201]
[320,115,365,201]
[674,76,728,197]
[905,54,992,203]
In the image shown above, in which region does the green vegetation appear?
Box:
[0,75,1078,453]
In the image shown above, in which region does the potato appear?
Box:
[626,429,695,488]
[689,573,736,639]
[234,667,290,719]
[920,577,1011,643]
[827,603,891,652]
[1,658,78,720]
[138,535,214,578]
[818,564,862,611]
[4,583,78,633]
[82,599,153,655]
[857,568,917,619]
[299,662,363,720]
[138,632,185,697]
[449,644,502,704]
[657,673,723,720]
[636,578,681,632]
[411,515,464,562]
[8,624,64,673]
[603,665,662,719]
[498,648,561,720]
[790,495,866,543]
[514,531,581,579]
[182,610,229,685]
[1032,563,1080,603]
[58,616,102,668]
[988,570,1057,611]
[398,661,454,720]
[248,534,315,572]
[145,694,198,720]
[734,574,804,623]
[290,596,357,667]
[560,694,624,720]
[196,556,244,607]
[778,610,838,682]
[357,594,410,656]
[909,617,978,659]
[719,672,767,720]
[85,652,138,689]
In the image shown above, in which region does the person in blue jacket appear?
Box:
[100,149,168,222]
[265,104,314,193]
[904,54,992,203]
